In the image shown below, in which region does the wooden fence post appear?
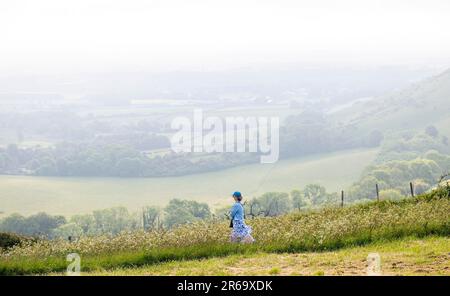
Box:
[341,190,344,208]
[142,208,147,231]
[376,184,380,202]
[410,182,415,197]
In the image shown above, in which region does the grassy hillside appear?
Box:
[86,236,450,276]
[1,187,448,275]
[0,148,377,216]
[330,68,450,137]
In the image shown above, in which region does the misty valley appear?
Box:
[2,0,450,283]
[1,66,450,225]
[1,66,450,277]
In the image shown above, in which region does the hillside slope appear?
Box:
[331,68,450,136]
[1,186,449,275]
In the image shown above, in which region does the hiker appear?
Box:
[230,191,255,244]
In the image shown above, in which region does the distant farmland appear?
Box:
[0,148,377,216]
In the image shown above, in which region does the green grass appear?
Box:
[84,236,450,276]
[0,148,377,216]
[0,189,448,275]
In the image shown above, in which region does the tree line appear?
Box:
[0,110,384,177]
[0,142,257,177]
[347,128,450,201]
[0,185,338,239]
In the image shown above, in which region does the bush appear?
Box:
[0,232,28,250]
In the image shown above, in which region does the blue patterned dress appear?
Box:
[230,202,253,241]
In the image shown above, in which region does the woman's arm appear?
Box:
[230,204,238,220]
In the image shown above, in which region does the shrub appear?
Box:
[0,232,28,250]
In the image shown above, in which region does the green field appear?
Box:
[0,148,377,216]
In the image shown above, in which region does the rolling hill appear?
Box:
[1,186,448,275]
[330,68,450,137]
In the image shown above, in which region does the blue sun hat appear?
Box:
[232,191,242,201]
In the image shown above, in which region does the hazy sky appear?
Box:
[1,0,450,74]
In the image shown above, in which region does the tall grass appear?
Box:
[1,187,449,275]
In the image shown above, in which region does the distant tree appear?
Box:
[401,131,415,141]
[142,206,162,231]
[189,201,211,220]
[52,223,84,239]
[213,205,232,221]
[348,176,386,201]
[290,189,310,210]
[280,112,331,157]
[115,157,143,177]
[244,198,263,218]
[247,192,291,217]
[164,199,211,228]
[409,158,440,184]
[303,184,332,205]
[26,158,41,171]
[370,169,392,184]
[70,214,96,235]
[0,212,66,237]
[424,150,450,171]
[92,207,137,235]
[36,157,57,176]
[0,214,27,234]
[26,212,66,237]
[425,125,439,138]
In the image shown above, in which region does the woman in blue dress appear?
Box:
[230,191,254,243]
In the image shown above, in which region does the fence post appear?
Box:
[142,208,147,231]
[376,184,380,202]
[341,190,344,208]
[410,182,415,197]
